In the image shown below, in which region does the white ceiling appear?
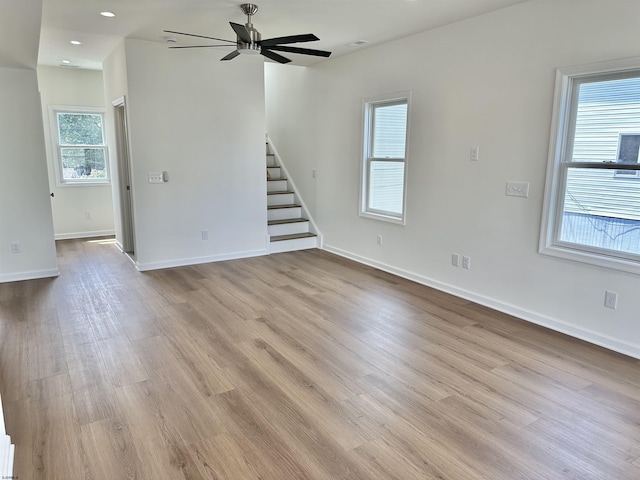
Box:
[35,0,528,70]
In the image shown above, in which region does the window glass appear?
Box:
[57,113,104,145]
[368,160,405,215]
[60,148,107,180]
[372,103,407,158]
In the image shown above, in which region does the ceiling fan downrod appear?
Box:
[237,3,261,54]
[240,3,259,26]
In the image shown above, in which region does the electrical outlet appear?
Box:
[11,242,20,253]
[377,234,383,246]
[462,256,471,269]
[201,230,209,241]
[452,253,460,267]
[604,291,618,309]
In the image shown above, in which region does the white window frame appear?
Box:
[540,57,640,274]
[49,105,110,187]
[360,91,411,225]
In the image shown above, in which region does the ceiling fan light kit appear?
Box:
[164,3,331,64]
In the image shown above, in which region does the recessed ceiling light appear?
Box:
[61,59,71,64]
[70,40,82,45]
[345,40,369,47]
[100,11,115,18]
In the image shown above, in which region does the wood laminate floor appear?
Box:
[1,238,640,479]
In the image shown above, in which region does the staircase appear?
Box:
[266,143,319,253]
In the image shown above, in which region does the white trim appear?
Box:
[323,243,640,360]
[54,230,116,240]
[0,268,60,284]
[539,57,640,274]
[135,248,268,272]
[48,105,111,187]
[112,96,126,107]
[359,210,406,225]
[541,243,640,275]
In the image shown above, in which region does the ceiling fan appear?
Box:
[164,3,332,64]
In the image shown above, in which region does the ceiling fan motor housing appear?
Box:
[241,24,261,47]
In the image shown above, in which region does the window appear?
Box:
[360,92,410,224]
[49,106,109,185]
[540,58,640,273]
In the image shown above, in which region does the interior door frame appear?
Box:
[112,96,136,258]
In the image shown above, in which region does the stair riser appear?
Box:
[269,235,319,253]
[268,194,295,206]
[268,222,309,236]
[267,180,288,192]
[268,207,302,221]
[267,167,282,178]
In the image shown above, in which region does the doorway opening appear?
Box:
[113,97,135,258]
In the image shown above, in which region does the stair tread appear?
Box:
[268,218,309,225]
[267,203,301,209]
[270,232,317,242]
[267,190,294,195]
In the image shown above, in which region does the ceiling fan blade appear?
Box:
[169,45,234,49]
[220,50,241,61]
[260,49,291,64]
[266,45,331,58]
[260,34,319,47]
[230,22,252,43]
[164,30,235,44]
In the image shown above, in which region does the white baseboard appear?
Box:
[135,248,268,272]
[323,244,640,360]
[0,268,60,284]
[55,230,115,240]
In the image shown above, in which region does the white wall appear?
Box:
[105,39,267,270]
[102,41,129,249]
[265,65,321,217]
[266,1,640,359]
[0,67,58,282]
[37,66,115,239]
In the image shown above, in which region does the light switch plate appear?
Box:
[506,181,529,198]
[470,146,479,161]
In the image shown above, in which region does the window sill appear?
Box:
[56,181,111,188]
[540,243,640,275]
[359,211,406,225]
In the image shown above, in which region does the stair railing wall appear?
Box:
[0,392,15,478]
